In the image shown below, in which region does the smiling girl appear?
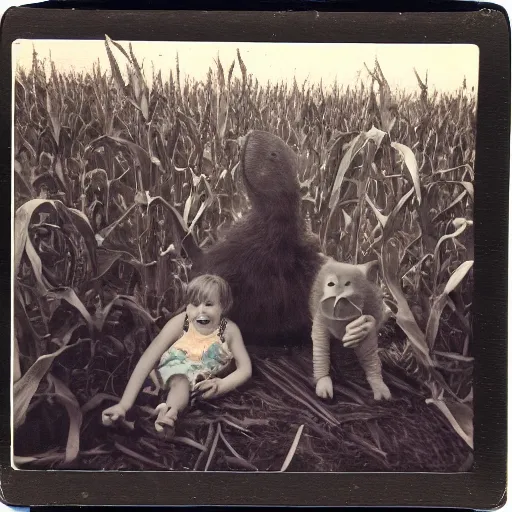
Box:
[102,275,252,437]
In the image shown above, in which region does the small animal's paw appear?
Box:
[316,376,333,399]
[372,382,392,401]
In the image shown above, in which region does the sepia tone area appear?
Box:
[12,38,476,472]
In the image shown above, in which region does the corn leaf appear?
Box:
[13,341,78,429]
[104,35,126,95]
[280,424,304,472]
[13,449,63,467]
[391,141,421,204]
[444,260,474,295]
[15,198,98,283]
[329,126,386,210]
[45,90,61,146]
[47,374,82,463]
[217,89,229,140]
[425,261,473,349]
[13,335,22,383]
[426,398,473,449]
[381,238,432,362]
[15,200,51,292]
[46,287,95,332]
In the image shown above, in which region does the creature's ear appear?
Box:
[357,260,380,282]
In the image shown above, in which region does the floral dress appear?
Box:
[155,315,233,389]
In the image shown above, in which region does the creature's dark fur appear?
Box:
[192,130,323,347]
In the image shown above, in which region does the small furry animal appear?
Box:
[309,257,392,401]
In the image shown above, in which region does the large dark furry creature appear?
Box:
[191,130,323,347]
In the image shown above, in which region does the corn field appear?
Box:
[13,37,475,471]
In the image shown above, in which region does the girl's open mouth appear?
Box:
[196,316,210,325]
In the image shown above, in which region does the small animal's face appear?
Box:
[239,130,300,207]
[320,267,365,321]
[317,260,379,321]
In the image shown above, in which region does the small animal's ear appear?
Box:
[357,260,380,282]
[318,252,331,265]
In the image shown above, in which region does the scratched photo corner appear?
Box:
[12,38,476,472]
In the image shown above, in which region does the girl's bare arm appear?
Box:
[217,322,252,395]
[119,312,186,410]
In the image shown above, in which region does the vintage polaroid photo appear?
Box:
[12,36,478,473]
[3,4,509,509]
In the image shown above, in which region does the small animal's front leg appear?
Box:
[312,315,333,399]
[353,330,391,401]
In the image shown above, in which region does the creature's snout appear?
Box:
[237,134,248,148]
[237,130,257,149]
[320,288,363,321]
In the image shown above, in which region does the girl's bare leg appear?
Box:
[155,374,190,435]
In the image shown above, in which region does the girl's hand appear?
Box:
[102,403,127,426]
[143,384,161,396]
[194,378,223,399]
[342,315,376,348]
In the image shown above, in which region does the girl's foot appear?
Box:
[154,403,178,438]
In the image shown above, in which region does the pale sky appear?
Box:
[13,39,479,95]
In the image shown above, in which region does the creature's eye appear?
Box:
[270,151,277,158]
[345,281,351,286]
[327,281,335,287]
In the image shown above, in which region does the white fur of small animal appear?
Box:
[309,257,391,401]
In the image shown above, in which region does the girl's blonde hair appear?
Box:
[185,274,233,315]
